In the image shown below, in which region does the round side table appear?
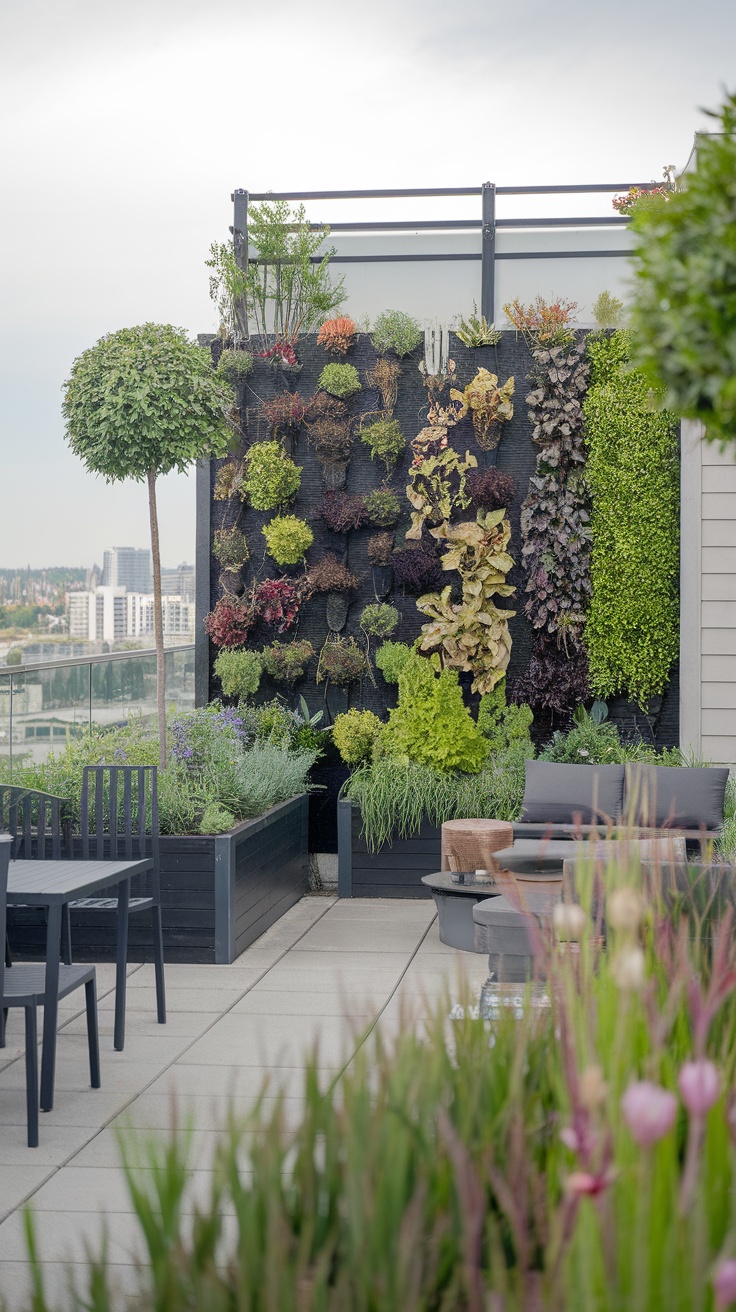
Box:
[441,818,514,876]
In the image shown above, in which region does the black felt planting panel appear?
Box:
[203,331,678,750]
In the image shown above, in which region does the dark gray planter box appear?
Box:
[337,799,440,898]
[9,795,310,965]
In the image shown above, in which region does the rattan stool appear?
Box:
[440,818,514,876]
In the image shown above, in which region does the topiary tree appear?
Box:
[62,323,234,767]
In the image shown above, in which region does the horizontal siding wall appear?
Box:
[693,431,736,764]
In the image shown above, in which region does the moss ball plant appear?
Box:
[213,647,263,699]
[371,310,423,358]
[333,709,384,766]
[360,603,400,639]
[316,636,370,687]
[243,441,302,511]
[360,417,405,474]
[318,363,362,400]
[262,515,314,566]
[363,487,401,528]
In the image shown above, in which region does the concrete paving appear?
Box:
[0,894,490,1310]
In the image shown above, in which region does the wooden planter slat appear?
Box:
[338,800,440,899]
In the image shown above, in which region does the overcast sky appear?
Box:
[0,0,733,570]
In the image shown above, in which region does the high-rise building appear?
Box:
[67,587,127,641]
[102,547,152,593]
[160,563,195,602]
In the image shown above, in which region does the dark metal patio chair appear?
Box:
[66,766,166,1024]
[1,785,73,967]
[0,834,101,1147]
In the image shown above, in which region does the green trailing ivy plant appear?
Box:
[583,330,679,705]
[416,510,516,695]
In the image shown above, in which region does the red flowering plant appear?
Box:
[257,340,300,368]
[253,577,305,633]
[203,596,255,648]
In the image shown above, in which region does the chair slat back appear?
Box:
[0,786,69,860]
[0,833,12,1008]
[80,766,159,895]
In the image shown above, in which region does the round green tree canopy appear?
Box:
[62,323,234,480]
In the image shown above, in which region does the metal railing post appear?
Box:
[232,189,249,341]
[481,181,496,323]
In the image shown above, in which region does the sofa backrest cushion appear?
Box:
[624,764,729,831]
[520,761,626,826]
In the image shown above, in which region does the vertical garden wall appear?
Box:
[196,327,680,754]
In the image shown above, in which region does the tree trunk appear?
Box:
[147,469,167,772]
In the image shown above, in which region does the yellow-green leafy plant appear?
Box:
[318,362,362,399]
[592,291,625,330]
[213,647,263,699]
[450,368,514,450]
[405,426,477,540]
[242,441,302,510]
[360,603,400,639]
[454,306,501,348]
[360,416,405,474]
[333,708,384,766]
[416,510,516,694]
[216,348,254,385]
[380,652,488,772]
[261,515,313,566]
[375,641,413,684]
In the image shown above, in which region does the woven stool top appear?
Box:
[441,818,514,874]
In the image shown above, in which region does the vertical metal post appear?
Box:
[8,673,13,776]
[481,182,496,323]
[232,189,249,341]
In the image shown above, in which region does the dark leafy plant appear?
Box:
[583,331,679,704]
[360,416,405,474]
[364,487,401,528]
[367,532,394,567]
[360,603,399,639]
[307,553,359,594]
[243,441,301,510]
[204,597,254,649]
[318,490,366,533]
[466,467,515,512]
[212,527,249,571]
[317,316,357,355]
[213,647,262,698]
[259,392,305,434]
[371,309,423,357]
[629,94,736,446]
[392,546,442,594]
[261,639,314,684]
[510,645,591,719]
[253,578,304,633]
[318,362,362,399]
[316,636,369,686]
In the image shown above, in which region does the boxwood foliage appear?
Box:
[583,331,679,705]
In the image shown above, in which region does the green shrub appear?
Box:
[213,648,263,699]
[216,348,254,385]
[371,310,423,357]
[261,514,313,565]
[243,441,302,510]
[333,709,384,766]
[360,417,405,473]
[199,802,236,834]
[584,331,679,705]
[212,527,249,571]
[381,653,488,774]
[316,637,369,687]
[318,362,362,399]
[477,679,534,754]
[375,641,413,683]
[363,486,401,527]
[360,603,399,639]
[260,640,314,683]
[232,742,318,817]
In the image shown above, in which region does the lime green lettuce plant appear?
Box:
[318,363,362,399]
[62,323,234,768]
[243,441,301,510]
[477,677,533,754]
[629,93,736,447]
[213,647,262,699]
[261,515,313,565]
[380,651,488,773]
[583,331,679,704]
[333,708,384,766]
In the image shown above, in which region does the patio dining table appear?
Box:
[6,856,152,1111]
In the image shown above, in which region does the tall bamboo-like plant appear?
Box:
[62,323,234,768]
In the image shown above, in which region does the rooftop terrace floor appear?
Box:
[0,895,489,1309]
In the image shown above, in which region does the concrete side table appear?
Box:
[421,871,500,952]
[441,819,514,875]
[473,881,562,989]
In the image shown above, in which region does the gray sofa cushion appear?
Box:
[520,760,625,826]
[624,764,729,831]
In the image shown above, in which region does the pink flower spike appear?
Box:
[679,1060,720,1117]
[713,1260,736,1309]
[621,1081,677,1147]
